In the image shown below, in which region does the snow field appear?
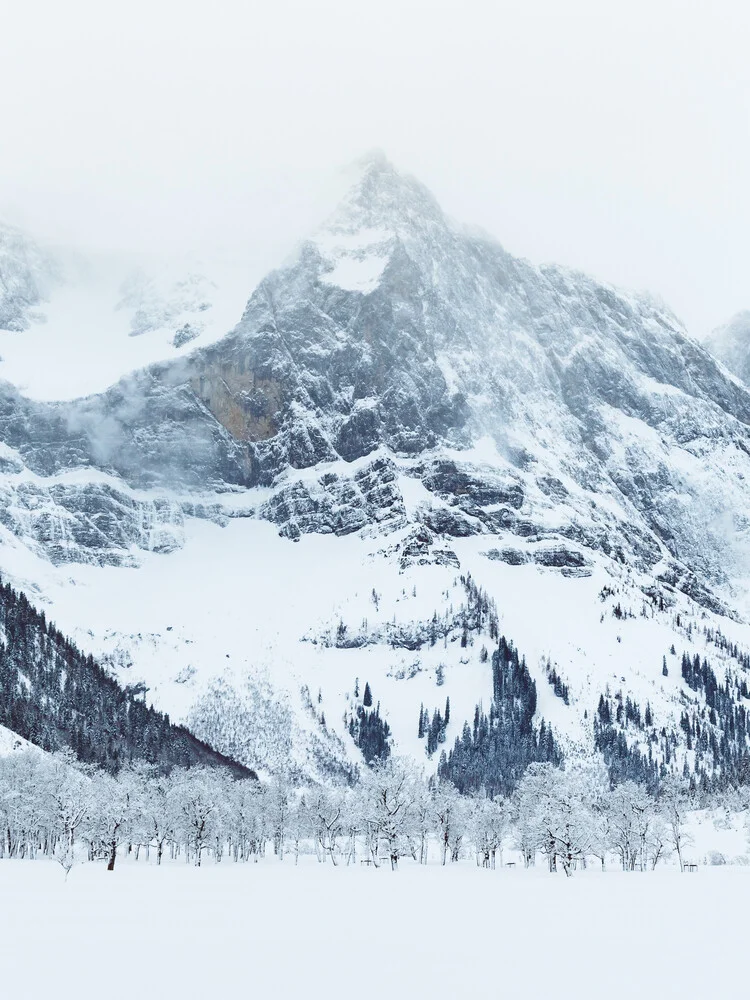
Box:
[0,248,254,400]
[5,501,750,779]
[1,857,747,999]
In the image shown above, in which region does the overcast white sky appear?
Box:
[1,0,748,335]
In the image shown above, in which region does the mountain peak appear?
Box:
[323,152,446,241]
[291,154,449,295]
[352,147,392,173]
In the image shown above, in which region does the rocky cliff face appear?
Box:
[3,154,750,611]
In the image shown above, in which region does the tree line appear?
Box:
[0,750,703,875]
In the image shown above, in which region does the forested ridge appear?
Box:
[0,576,253,777]
[439,636,560,795]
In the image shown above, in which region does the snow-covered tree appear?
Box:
[170,768,221,867]
[364,757,418,869]
[308,785,346,865]
[515,764,591,876]
[659,775,693,872]
[433,780,464,866]
[83,770,133,871]
[606,780,654,871]
[470,794,508,869]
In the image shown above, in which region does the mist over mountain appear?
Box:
[705,311,750,387]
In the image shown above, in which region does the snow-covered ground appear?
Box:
[1,856,747,999]
[0,724,35,756]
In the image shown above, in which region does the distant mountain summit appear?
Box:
[705,311,750,386]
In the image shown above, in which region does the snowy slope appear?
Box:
[0,723,36,756]
[3,491,749,784]
[0,231,253,400]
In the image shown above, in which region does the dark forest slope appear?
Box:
[0,576,254,777]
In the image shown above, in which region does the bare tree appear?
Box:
[365,757,417,870]
[471,795,508,869]
[433,781,463,867]
[659,775,693,872]
[171,768,220,867]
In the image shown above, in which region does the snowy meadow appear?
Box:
[1,857,747,1000]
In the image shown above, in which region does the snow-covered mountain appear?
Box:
[3,153,750,781]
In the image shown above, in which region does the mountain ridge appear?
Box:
[2,156,747,594]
